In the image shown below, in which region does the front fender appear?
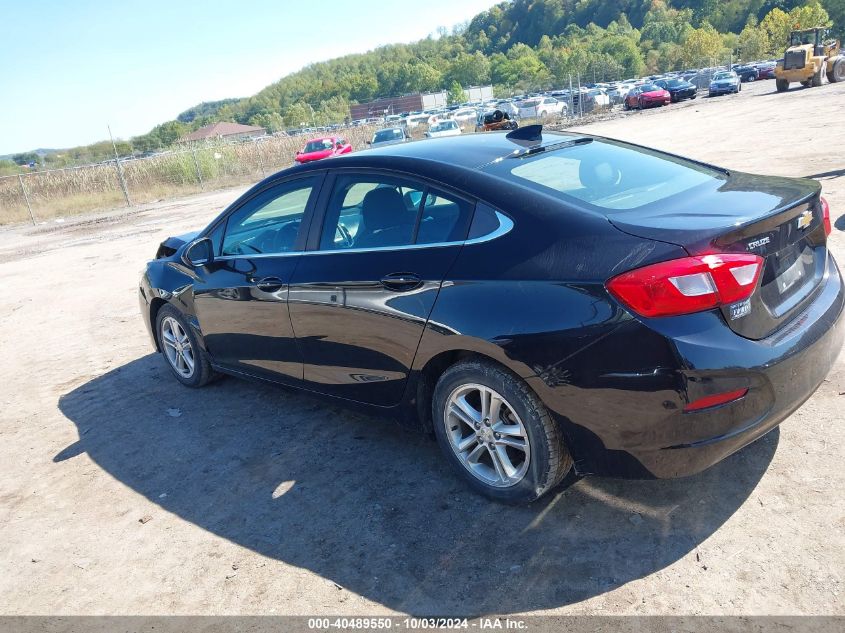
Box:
[139,260,201,351]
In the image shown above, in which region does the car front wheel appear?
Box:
[432,359,573,504]
[156,304,215,387]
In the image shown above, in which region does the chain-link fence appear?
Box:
[0,125,379,225]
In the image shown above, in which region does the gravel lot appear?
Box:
[1,79,843,616]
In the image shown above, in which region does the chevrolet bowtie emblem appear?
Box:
[797,210,813,230]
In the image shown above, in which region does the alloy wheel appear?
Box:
[443,383,530,488]
[161,316,195,378]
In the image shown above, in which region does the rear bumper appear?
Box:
[535,253,845,479]
[630,253,844,477]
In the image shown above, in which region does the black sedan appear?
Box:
[140,127,844,504]
[733,64,761,82]
[655,77,698,102]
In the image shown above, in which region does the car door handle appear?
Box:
[254,276,286,291]
[380,273,422,291]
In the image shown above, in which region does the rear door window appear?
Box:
[318,174,474,250]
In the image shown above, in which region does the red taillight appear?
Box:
[684,388,748,412]
[606,253,764,318]
[821,196,831,236]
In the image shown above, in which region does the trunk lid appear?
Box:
[608,172,826,339]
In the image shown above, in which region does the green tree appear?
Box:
[447,80,466,105]
[11,152,39,166]
[738,18,770,61]
[248,112,285,133]
[682,21,725,66]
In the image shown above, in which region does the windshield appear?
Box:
[666,79,685,87]
[431,121,457,132]
[303,139,333,153]
[372,129,403,143]
[713,72,733,81]
[521,100,540,107]
[485,138,723,212]
[640,84,660,92]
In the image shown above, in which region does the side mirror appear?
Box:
[296,150,302,155]
[182,237,214,267]
[366,140,372,145]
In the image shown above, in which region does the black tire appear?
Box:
[828,59,845,83]
[432,359,573,504]
[776,78,789,92]
[155,304,216,388]
[812,66,823,87]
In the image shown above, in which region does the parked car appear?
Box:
[624,84,671,109]
[585,89,610,109]
[654,78,698,102]
[476,109,518,132]
[141,128,843,504]
[368,127,409,148]
[294,137,352,164]
[755,61,777,79]
[425,120,461,138]
[709,71,742,96]
[733,64,761,82]
[494,100,521,118]
[403,113,431,129]
[450,107,479,124]
[518,97,565,119]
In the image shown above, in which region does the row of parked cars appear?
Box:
[292,59,780,163]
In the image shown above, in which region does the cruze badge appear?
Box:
[747,236,770,249]
[797,210,813,230]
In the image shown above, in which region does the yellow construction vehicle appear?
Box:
[775,27,844,91]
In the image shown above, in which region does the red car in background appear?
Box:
[624,84,671,110]
[295,136,352,164]
[756,62,777,79]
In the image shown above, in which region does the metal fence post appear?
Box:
[191,147,204,191]
[108,125,131,207]
[577,73,583,118]
[18,174,35,225]
[568,74,574,118]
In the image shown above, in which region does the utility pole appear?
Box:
[108,125,131,207]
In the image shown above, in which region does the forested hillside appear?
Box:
[5,0,842,170]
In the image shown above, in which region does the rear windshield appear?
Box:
[486,138,724,212]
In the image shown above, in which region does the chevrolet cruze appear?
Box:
[140,127,844,503]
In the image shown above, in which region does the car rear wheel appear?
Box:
[156,304,215,388]
[432,359,572,504]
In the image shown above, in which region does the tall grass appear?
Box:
[0,117,596,225]
[0,126,379,225]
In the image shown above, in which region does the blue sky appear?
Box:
[0,0,499,154]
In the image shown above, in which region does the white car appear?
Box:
[403,113,431,129]
[518,96,565,119]
[450,107,478,124]
[495,100,520,118]
[425,120,462,138]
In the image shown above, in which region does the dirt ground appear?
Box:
[1,79,844,616]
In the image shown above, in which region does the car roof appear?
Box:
[305,130,588,171]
